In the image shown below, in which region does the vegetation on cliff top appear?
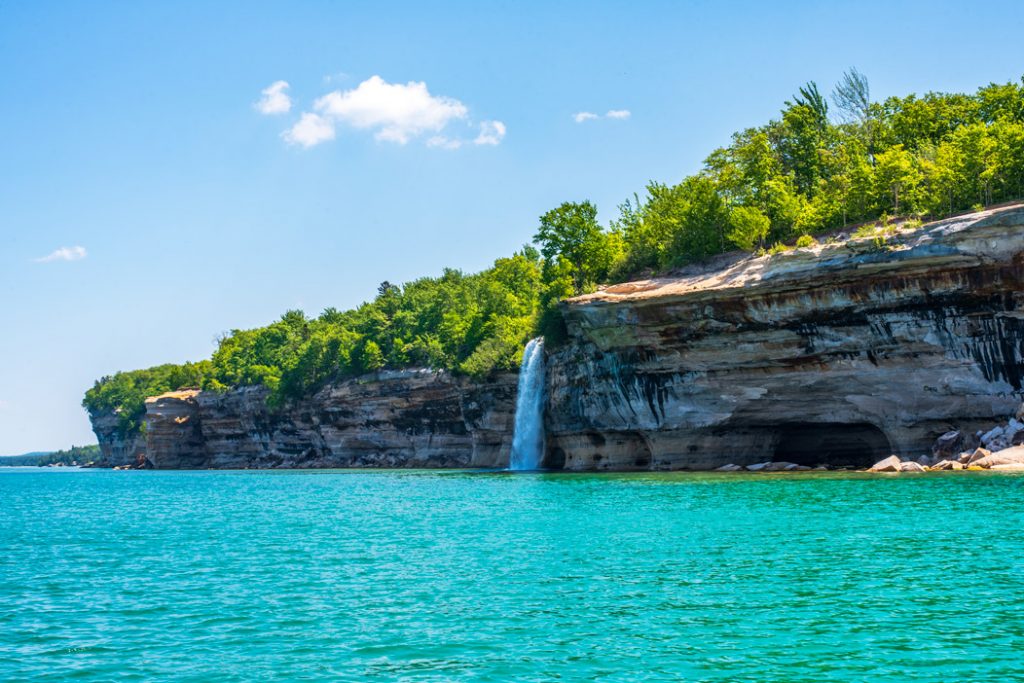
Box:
[84,72,1024,432]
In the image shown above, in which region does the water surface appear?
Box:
[2,468,1023,681]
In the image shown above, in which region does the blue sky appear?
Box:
[2,0,1023,453]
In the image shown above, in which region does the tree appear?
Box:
[534,201,610,295]
[358,340,385,372]
[874,145,921,214]
[832,68,871,123]
[727,206,770,251]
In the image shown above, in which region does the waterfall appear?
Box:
[509,338,546,471]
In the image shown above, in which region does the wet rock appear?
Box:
[869,455,902,472]
[765,461,800,472]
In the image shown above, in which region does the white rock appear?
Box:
[899,461,927,472]
[746,462,770,472]
[715,464,743,472]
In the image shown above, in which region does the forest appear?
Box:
[83,73,1024,435]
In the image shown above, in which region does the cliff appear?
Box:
[89,206,1024,471]
[135,369,516,469]
[545,205,1024,470]
[89,412,147,468]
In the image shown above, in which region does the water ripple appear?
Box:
[1,468,1023,681]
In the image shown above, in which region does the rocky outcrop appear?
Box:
[546,206,1024,471]
[88,412,147,468]
[132,369,516,469]
[90,206,1024,471]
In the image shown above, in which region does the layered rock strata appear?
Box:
[546,206,1024,470]
[89,412,147,468]
[136,370,516,469]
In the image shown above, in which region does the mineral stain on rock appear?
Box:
[91,206,1024,470]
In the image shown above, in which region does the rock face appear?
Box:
[546,206,1024,471]
[102,370,516,469]
[90,206,1024,471]
[89,412,147,468]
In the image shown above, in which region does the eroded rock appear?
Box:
[869,455,902,472]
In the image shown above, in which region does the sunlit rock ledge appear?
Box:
[546,205,1024,470]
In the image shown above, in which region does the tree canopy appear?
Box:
[84,73,1024,435]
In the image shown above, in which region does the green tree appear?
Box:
[727,205,771,251]
[874,144,922,214]
[534,201,611,295]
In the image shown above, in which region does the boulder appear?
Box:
[868,455,902,472]
[962,431,982,452]
[916,454,934,467]
[766,461,799,471]
[969,446,1024,469]
[931,430,962,459]
[715,464,743,472]
[965,448,991,464]
[929,459,957,470]
[981,425,1008,450]
[1016,403,1024,422]
[899,461,927,472]
[746,462,770,472]
[991,463,1024,471]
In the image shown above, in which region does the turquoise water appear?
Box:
[2,468,1024,681]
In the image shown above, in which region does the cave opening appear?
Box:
[772,423,892,468]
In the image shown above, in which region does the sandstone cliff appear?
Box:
[89,412,147,468]
[546,205,1024,470]
[136,370,516,469]
[90,206,1024,471]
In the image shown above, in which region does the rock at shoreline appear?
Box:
[869,455,902,472]
[715,464,743,472]
[930,459,964,471]
[899,461,927,472]
[990,462,1024,471]
[969,446,1024,469]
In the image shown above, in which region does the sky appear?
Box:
[2,0,1023,454]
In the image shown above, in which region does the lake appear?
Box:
[2,468,1023,681]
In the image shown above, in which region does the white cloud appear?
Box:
[314,75,468,144]
[34,246,87,263]
[427,135,463,150]
[282,113,336,148]
[473,120,506,146]
[255,80,292,115]
[574,109,631,123]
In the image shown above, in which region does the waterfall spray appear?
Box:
[509,338,546,471]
